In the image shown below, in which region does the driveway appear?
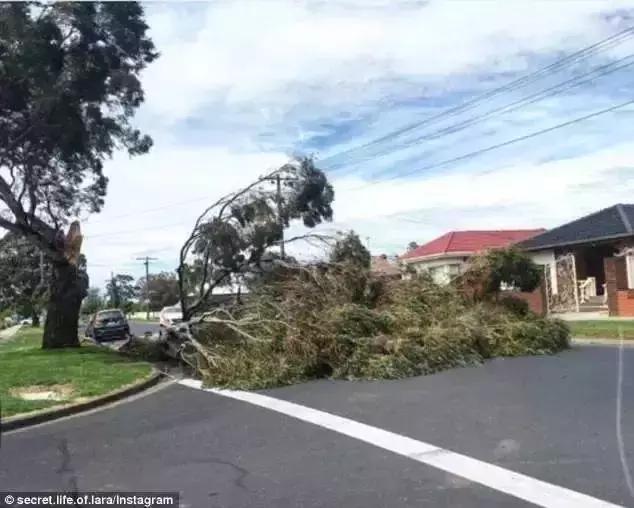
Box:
[1,346,633,507]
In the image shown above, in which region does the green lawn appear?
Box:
[568,320,634,339]
[0,328,153,418]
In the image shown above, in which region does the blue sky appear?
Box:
[81,0,634,287]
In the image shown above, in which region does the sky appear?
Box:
[81,0,634,288]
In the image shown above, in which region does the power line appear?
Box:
[321,26,634,167]
[66,27,634,236]
[83,97,634,237]
[83,97,634,239]
[82,195,212,225]
[344,97,634,191]
[340,52,634,167]
[84,220,191,239]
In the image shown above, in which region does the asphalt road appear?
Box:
[128,320,161,337]
[1,346,633,507]
[79,320,160,339]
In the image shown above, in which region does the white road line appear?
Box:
[179,378,624,508]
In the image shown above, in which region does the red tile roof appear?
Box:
[400,229,545,260]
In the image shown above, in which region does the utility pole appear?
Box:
[266,173,300,260]
[276,174,285,259]
[136,256,157,320]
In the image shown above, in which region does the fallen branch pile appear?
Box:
[173,261,569,389]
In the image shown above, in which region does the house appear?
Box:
[371,254,401,279]
[400,229,545,284]
[518,204,634,316]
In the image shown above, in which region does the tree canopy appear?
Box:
[82,287,103,316]
[330,231,371,269]
[178,156,334,320]
[0,2,157,252]
[137,271,179,311]
[0,2,157,347]
[459,247,542,301]
[105,273,136,311]
[484,248,542,294]
[0,232,48,325]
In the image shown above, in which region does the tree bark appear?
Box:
[42,261,86,348]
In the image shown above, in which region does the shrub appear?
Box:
[499,296,530,316]
[457,247,542,301]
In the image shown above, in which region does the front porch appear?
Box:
[542,240,634,317]
[519,204,634,318]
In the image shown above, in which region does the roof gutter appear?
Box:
[521,232,634,252]
[401,251,474,263]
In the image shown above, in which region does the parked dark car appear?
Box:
[85,309,130,342]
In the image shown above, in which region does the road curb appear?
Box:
[0,370,164,432]
[571,337,634,347]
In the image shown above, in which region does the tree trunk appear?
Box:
[42,261,85,348]
[31,309,40,328]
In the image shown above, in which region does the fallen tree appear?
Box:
[176,155,335,321]
[170,247,569,389]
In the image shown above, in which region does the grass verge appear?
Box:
[568,320,634,339]
[0,328,153,418]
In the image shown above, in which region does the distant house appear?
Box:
[370,254,401,279]
[518,204,634,315]
[400,229,544,284]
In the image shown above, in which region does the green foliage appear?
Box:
[137,271,179,311]
[105,273,136,310]
[81,287,103,315]
[189,264,569,389]
[179,156,334,319]
[485,248,542,293]
[499,296,530,316]
[0,2,157,227]
[458,247,542,301]
[0,233,47,322]
[0,307,12,329]
[330,231,371,269]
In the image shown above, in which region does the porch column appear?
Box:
[605,257,619,317]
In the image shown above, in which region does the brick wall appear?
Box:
[615,290,634,317]
[605,257,632,316]
[500,284,547,316]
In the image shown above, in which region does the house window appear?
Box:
[447,264,462,277]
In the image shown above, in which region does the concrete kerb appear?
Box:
[572,337,634,347]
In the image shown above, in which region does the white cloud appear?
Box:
[142,0,632,121]
[86,140,634,287]
[82,146,287,285]
[81,0,634,287]
[324,143,634,253]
